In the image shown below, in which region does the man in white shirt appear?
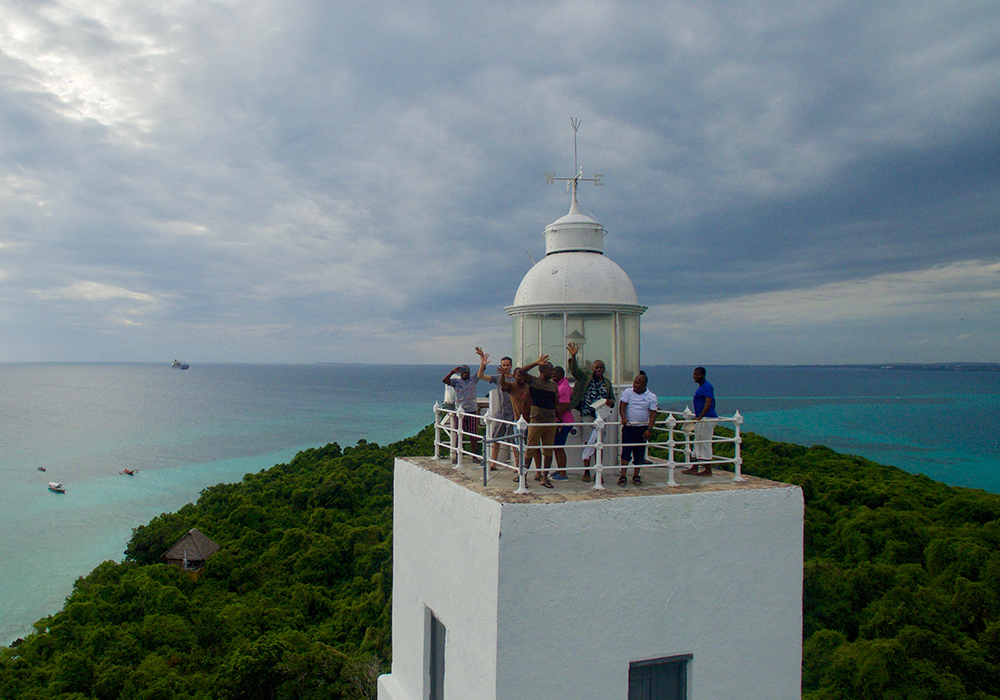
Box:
[618,373,658,487]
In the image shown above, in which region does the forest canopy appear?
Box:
[0,430,433,700]
[731,431,1000,700]
[2,424,999,699]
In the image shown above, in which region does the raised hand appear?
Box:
[567,342,579,356]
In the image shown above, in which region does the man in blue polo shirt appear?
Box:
[683,366,718,477]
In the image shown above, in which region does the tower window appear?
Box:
[628,654,691,700]
[428,612,446,700]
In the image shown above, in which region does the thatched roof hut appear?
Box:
[161,528,220,572]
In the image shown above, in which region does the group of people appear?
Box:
[443,346,719,487]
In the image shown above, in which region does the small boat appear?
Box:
[37,466,46,472]
[120,468,136,475]
[48,482,65,493]
[171,360,190,370]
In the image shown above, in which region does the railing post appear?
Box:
[483,414,493,473]
[592,416,606,490]
[433,402,442,461]
[665,413,678,486]
[481,417,489,487]
[447,407,458,461]
[682,407,694,466]
[515,416,529,494]
[733,411,745,482]
[456,407,465,468]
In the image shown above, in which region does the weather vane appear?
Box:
[545,118,603,201]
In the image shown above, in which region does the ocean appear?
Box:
[1,362,998,645]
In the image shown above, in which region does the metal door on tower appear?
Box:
[628,655,691,700]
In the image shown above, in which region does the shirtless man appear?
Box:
[520,355,559,489]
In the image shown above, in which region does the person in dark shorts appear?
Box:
[551,366,573,480]
[618,373,658,487]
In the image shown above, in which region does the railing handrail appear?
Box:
[433,403,746,490]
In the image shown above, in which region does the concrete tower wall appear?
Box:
[380,459,503,700]
[494,488,803,700]
[380,457,803,700]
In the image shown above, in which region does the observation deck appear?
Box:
[403,453,789,505]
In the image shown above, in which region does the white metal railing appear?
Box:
[433,402,744,492]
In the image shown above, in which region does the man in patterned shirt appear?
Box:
[567,342,616,482]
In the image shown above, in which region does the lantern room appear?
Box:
[505,177,646,384]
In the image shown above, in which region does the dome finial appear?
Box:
[544,118,603,214]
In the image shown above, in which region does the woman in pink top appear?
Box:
[551,366,574,480]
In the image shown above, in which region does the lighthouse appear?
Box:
[377,129,804,700]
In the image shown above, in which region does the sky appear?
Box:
[1,0,998,366]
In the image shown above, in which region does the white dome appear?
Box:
[549,212,599,227]
[509,251,640,308]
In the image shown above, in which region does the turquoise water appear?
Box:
[0,363,441,645]
[1,362,998,644]
[649,365,1000,493]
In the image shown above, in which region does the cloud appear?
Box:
[642,259,1000,364]
[0,0,998,363]
[36,280,156,302]
[664,260,1000,324]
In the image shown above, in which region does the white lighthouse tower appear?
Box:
[377,127,803,700]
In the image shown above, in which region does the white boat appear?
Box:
[171,360,190,370]
[48,482,65,493]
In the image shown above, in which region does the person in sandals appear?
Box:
[682,366,718,476]
[618,373,658,487]
[566,342,615,481]
[521,355,559,489]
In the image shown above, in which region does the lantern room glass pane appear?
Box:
[511,317,524,367]
[514,315,566,368]
[540,315,566,366]
[517,316,541,366]
[573,314,614,379]
[620,314,641,381]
